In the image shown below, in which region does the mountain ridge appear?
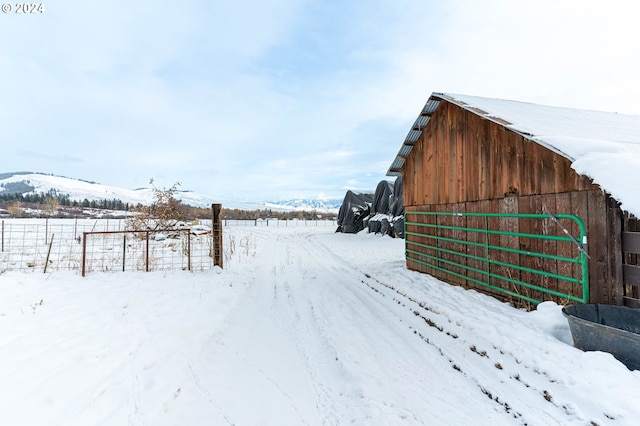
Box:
[0,172,341,213]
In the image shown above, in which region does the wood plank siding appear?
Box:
[402,101,626,308]
[403,102,593,206]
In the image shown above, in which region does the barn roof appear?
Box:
[388,92,640,217]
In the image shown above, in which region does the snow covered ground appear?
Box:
[1,226,639,425]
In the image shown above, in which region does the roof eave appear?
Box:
[386,93,577,177]
[386,95,441,176]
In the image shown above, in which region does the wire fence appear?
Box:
[0,218,337,274]
[1,218,128,273]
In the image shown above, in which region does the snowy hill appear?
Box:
[0,172,176,206]
[265,198,342,213]
[0,172,340,212]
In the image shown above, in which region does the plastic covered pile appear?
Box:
[336,177,404,238]
[336,191,373,234]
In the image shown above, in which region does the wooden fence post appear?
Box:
[212,204,223,268]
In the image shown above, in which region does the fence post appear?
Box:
[82,232,87,277]
[187,230,192,271]
[145,231,150,272]
[212,204,223,268]
[123,234,126,272]
[44,234,54,273]
[1,220,3,252]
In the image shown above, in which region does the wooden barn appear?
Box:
[387,93,640,310]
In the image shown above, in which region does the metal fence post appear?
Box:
[212,204,223,268]
[145,231,150,272]
[81,232,87,277]
[44,234,54,273]
[187,230,192,271]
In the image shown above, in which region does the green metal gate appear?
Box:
[404,211,589,305]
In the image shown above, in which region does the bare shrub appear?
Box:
[127,179,189,232]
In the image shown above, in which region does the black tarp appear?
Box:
[392,217,404,238]
[371,180,394,216]
[336,191,373,234]
[337,177,404,238]
[390,176,404,238]
[365,178,404,238]
[390,175,404,217]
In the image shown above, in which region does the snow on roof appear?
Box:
[391,92,640,217]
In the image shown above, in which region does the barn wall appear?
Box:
[402,101,624,308]
[403,102,594,206]
[405,191,623,308]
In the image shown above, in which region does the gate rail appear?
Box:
[404,212,589,305]
[81,228,193,277]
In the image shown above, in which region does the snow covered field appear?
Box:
[1,226,639,425]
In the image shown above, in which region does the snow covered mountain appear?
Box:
[0,172,183,206]
[265,198,342,213]
[0,172,340,212]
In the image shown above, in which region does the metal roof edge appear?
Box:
[386,92,442,176]
[387,92,578,178]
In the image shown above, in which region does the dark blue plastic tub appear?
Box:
[562,304,640,371]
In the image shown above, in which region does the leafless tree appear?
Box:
[126,179,188,231]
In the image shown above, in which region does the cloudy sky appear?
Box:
[1,0,639,202]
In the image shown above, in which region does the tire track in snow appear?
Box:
[269,231,423,423]
[193,230,336,426]
[358,274,629,425]
[306,231,621,425]
[192,229,535,424]
[259,231,362,425]
[289,231,521,425]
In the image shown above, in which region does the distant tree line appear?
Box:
[0,190,135,211]
[0,188,337,221]
[221,208,337,221]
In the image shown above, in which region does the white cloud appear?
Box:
[1,0,640,201]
